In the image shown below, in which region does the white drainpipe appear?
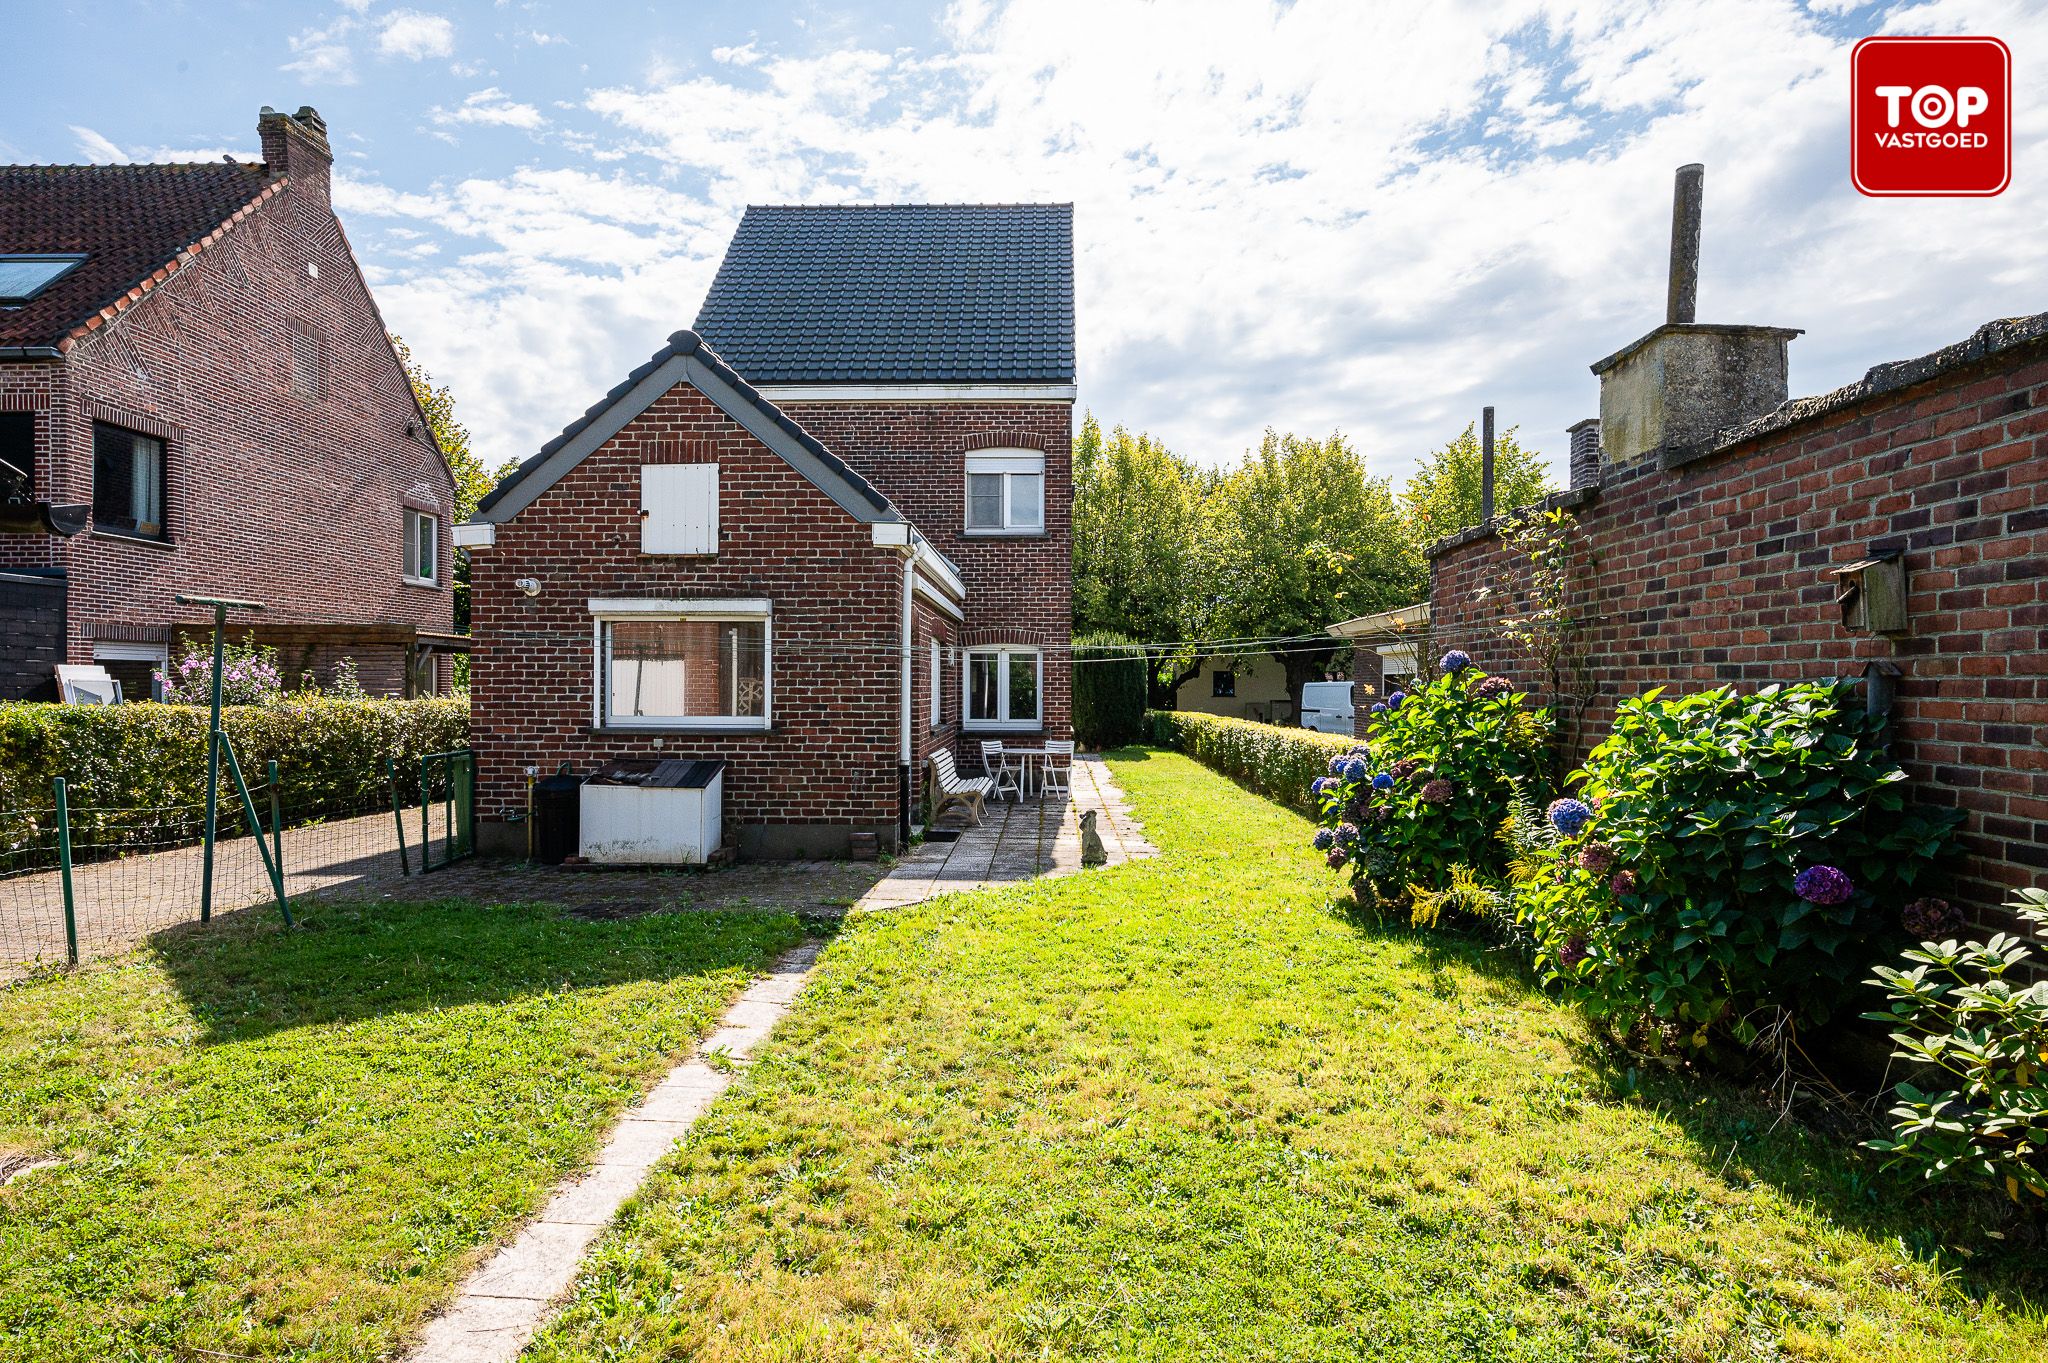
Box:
[898,547,915,848]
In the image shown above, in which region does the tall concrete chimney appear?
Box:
[1591,163,1800,470]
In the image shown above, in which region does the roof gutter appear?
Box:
[0,347,64,361]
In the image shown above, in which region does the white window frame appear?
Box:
[962,645,1042,732]
[403,509,438,586]
[963,449,1045,535]
[929,638,942,728]
[589,598,772,731]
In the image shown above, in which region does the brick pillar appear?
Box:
[1567,418,1601,490]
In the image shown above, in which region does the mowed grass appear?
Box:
[528,750,2046,1363]
[0,897,807,1362]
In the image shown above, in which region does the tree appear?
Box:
[391,335,513,637]
[1203,430,1421,719]
[1070,413,1208,706]
[1401,422,1555,544]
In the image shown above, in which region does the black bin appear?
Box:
[532,762,583,864]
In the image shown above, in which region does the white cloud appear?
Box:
[350,0,2048,483]
[379,10,456,61]
[432,88,546,131]
[282,20,359,85]
[68,126,129,163]
[526,30,569,47]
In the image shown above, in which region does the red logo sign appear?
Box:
[1852,37,2010,196]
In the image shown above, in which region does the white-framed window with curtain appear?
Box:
[403,509,438,585]
[591,599,771,730]
[91,422,165,539]
[963,449,1044,534]
[963,646,1041,731]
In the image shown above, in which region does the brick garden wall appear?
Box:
[779,401,1075,745]
[0,137,454,694]
[469,385,914,857]
[1429,325,2048,931]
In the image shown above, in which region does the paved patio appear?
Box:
[1,755,1153,975]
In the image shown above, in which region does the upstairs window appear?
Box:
[0,411,31,498]
[0,254,86,305]
[964,450,1044,534]
[92,422,165,539]
[289,322,324,399]
[965,646,1041,730]
[403,509,438,585]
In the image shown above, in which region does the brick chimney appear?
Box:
[1591,164,1800,470]
[1566,418,1601,490]
[258,105,332,212]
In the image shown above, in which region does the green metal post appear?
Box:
[54,777,77,967]
[198,601,226,922]
[221,736,291,926]
[420,754,433,873]
[387,758,411,875]
[267,759,283,894]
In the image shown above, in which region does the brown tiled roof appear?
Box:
[0,162,276,348]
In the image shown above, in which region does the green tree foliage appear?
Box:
[1071,414,1207,705]
[391,335,515,646]
[1203,430,1421,717]
[1401,422,1555,543]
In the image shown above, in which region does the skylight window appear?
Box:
[0,255,87,305]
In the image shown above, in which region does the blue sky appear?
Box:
[8,0,2045,484]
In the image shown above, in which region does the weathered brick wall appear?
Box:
[0,151,454,693]
[779,401,1074,745]
[470,385,911,857]
[1429,331,2048,928]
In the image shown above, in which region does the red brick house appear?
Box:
[0,106,459,700]
[463,204,1075,856]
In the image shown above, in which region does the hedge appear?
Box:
[1152,710,1352,815]
[0,698,470,825]
[1073,633,1149,749]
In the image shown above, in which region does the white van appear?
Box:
[1298,681,1355,735]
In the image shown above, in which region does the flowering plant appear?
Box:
[1513,681,1960,1048]
[157,639,285,707]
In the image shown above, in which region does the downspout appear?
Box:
[898,548,915,850]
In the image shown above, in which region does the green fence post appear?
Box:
[221,736,291,927]
[53,777,77,967]
[387,758,411,875]
[420,754,433,874]
[267,759,283,894]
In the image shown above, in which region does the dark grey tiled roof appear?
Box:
[693,204,1075,385]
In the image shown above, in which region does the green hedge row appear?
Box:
[0,698,470,820]
[1151,710,1351,815]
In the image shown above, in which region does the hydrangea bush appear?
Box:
[1312,652,1551,908]
[1512,681,1960,1048]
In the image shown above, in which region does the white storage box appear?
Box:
[578,758,724,865]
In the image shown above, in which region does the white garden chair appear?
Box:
[1040,740,1074,799]
[980,739,1023,803]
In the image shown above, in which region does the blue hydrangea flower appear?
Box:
[1347,743,1372,757]
[1309,776,1336,801]
[1372,772,1394,791]
[1335,821,1360,846]
[1547,798,1594,836]
[1337,756,1370,783]
[1387,691,1407,709]
[1312,828,1336,851]
[1440,650,1472,673]
[1326,754,1349,776]
[1793,865,1854,906]
[1369,702,1388,715]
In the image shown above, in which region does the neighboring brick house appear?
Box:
[0,106,459,701]
[1430,310,2048,936]
[463,204,1075,857]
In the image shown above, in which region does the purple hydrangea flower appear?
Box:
[1558,938,1590,968]
[1901,897,1966,940]
[1369,702,1388,715]
[1371,772,1394,791]
[1547,798,1594,836]
[1610,869,1638,896]
[1325,848,1348,870]
[1312,828,1336,851]
[1577,842,1615,876]
[1420,778,1455,805]
[1327,754,1349,776]
[1439,650,1472,673]
[1473,676,1511,700]
[1793,865,1854,906]
[1335,822,1360,846]
[1387,691,1408,709]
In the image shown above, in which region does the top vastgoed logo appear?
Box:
[1851,36,2011,197]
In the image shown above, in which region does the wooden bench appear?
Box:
[929,748,993,826]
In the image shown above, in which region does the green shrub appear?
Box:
[1314,659,1551,905]
[1155,710,1348,815]
[1513,681,1959,1048]
[0,698,469,840]
[1072,633,1148,749]
[1865,887,2048,1206]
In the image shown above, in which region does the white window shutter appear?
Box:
[641,464,719,554]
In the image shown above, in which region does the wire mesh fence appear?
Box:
[0,754,471,979]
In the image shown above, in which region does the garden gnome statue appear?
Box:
[1080,809,1109,866]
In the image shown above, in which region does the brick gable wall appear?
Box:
[778,400,1074,746]
[0,173,454,695]
[470,385,912,857]
[1428,338,2048,934]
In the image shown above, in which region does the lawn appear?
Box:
[0,896,808,1362]
[527,750,2047,1363]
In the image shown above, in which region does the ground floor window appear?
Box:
[1212,669,1236,698]
[965,646,1040,730]
[596,604,770,729]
